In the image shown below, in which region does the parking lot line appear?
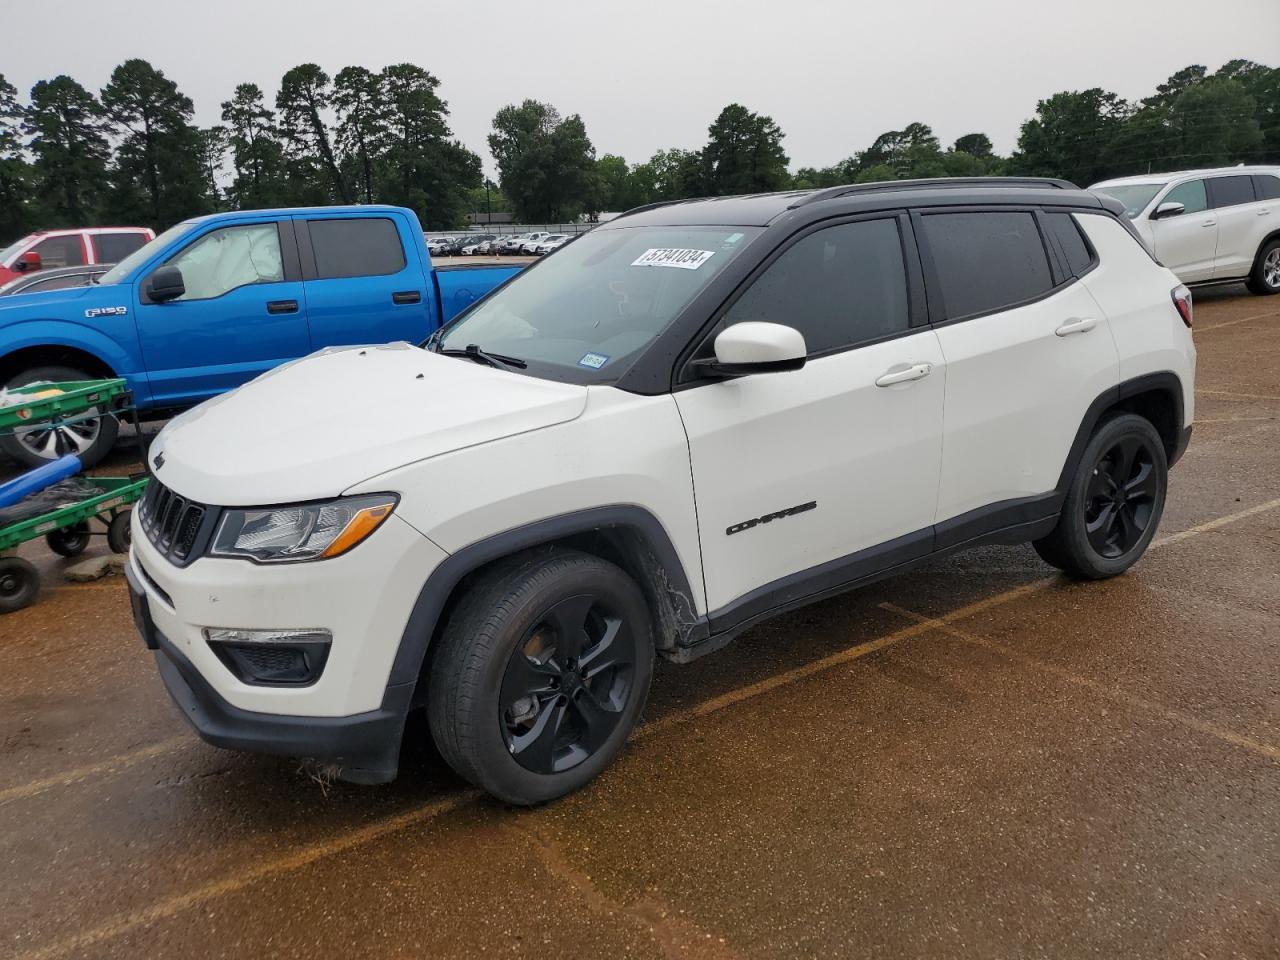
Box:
[879,602,1280,763]
[0,736,189,807]
[10,494,1280,959]
[1197,388,1280,402]
[12,792,481,960]
[1194,309,1280,333]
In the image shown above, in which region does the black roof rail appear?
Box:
[787,176,1079,209]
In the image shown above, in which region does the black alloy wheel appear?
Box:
[1084,434,1160,558]
[500,594,638,774]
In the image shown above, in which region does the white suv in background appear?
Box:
[1091,166,1280,294]
[128,178,1196,805]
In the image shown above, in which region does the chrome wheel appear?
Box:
[15,415,102,461]
[1264,248,1280,290]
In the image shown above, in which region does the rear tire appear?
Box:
[1245,238,1280,295]
[428,550,654,805]
[0,365,119,468]
[1033,413,1168,579]
[107,511,132,554]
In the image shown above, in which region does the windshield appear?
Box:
[0,234,37,264]
[98,221,199,284]
[437,225,762,382]
[1092,183,1164,219]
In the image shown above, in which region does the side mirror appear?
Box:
[1152,201,1185,220]
[146,264,185,303]
[15,251,41,273]
[694,322,807,378]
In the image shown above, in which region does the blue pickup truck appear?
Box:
[0,206,522,467]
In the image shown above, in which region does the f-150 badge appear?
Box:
[85,306,128,318]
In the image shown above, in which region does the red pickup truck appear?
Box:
[0,227,155,285]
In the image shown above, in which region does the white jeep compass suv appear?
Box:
[1091,166,1280,294]
[128,178,1196,805]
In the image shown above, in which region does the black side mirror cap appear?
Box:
[147,264,185,303]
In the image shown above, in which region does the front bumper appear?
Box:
[128,560,411,783]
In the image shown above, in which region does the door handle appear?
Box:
[875,362,932,387]
[266,299,299,314]
[392,290,422,304]
[1201,219,1217,228]
[1055,316,1097,337]
[1259,209,1272,217]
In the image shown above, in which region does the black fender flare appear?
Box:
[385,505,702,694]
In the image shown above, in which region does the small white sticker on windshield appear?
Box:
[631,248,716,270]
[578,352,610,369]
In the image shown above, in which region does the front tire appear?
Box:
[0,365,119,468]
[0,557,39,613]
[1246,238,1280,296]
[1034,413,1168,579]
[428,550,654,805]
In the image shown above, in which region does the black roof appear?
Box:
[605,177,1111,229]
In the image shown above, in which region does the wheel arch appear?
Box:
[389,506,705,704]
[1056,372,1187,495]
[0,337,120,385]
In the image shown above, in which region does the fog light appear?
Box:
[204,628,332,686]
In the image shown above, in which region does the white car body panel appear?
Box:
[674,330,946,612]
[150,343,588,506]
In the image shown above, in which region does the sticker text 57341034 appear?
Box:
[631,248,716,270]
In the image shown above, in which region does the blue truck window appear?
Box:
[168,224,284,301]
[308,218,406,279]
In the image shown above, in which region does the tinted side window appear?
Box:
[93,232,148,263]
[308,218,406,279]
[921,212,1052,320]
[1043,213,1094,276]
[31,235,85,268]
[1254,175,1280,201]
[721,218,909,355]
[1163,179,1208,215]
[1208,175,1256,208]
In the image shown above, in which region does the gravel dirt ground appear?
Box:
[1,285,1278,959]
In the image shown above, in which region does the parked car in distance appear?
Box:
[518,232,553,253]
[1091,166,1280,294]
[461,235,498,255]
[0,206,523,467]
[498,234,530,253]
[127,178,1195,805]
[0,264,112,296]
[0,227,154,285]
[533,234,571,255]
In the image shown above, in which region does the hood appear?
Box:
[152,342,588,506]
[0,283,114,316]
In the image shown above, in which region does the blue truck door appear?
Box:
[295,213,434,348]
[133,219,310,406]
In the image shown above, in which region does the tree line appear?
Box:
[0,58,1276,242]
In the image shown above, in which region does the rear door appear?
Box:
[297,213,433,348]
[134,219,310,406]
[1207,175,1260,279]
[921,208,1119,541]
[1150,179,1217,281]
[674,214,946,616]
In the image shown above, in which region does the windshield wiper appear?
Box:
[436,343,527,369]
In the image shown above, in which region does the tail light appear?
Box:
[1171,284,1193,328]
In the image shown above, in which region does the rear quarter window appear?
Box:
[308,217,407,279]
[920,211,1053,320]
[92,232,149,263]
[1043,213,1096,277]
[1253,175,1280,201]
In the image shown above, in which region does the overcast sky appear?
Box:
[4,0,1278,177]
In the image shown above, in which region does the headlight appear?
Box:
[210,494,397,563]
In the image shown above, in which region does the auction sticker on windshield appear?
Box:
[631,248,716,270]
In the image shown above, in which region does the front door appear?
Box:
[134,220,309,407]
[1150,179,1218,282]
[675,216,946,618]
